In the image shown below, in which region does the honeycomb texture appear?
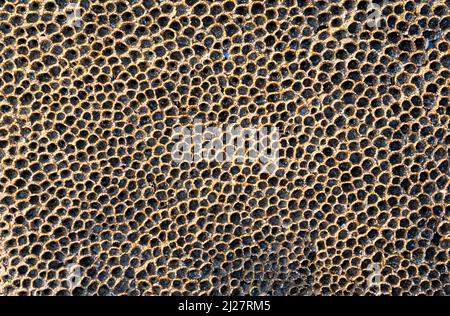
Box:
[0,0,449,296]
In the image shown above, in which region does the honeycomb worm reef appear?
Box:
[0,0,449,295]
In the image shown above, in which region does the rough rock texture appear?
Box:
[0,0,449,295]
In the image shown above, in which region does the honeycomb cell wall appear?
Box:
[0,0,449,296]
